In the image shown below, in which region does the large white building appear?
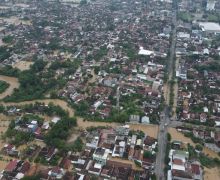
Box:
[199,22,220,34]
[206,0,216,11]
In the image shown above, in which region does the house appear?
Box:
[88,161,102,176]
[176,65,187,80]
[112,166,131,179]
[2,144,19,157]
[101,165,114,178]
[59,157,71,170]
[191,162,203,180]
[141,116,150,124]
[4,160,18,173]
[115,125,129,136]
[112,141,125,158]
[129,115,140,124]
[200,113,207,123]
[7,107,20,115]
[48,167,65,179]
[93,148,110,165]
[70,155,89,172]
[214,131,220,147]
[3,160,30,179]
[206,0,216,11]
[39,147,56,161]
[51,116,61,124]
[198,22,220,34]
[130,135,137,147]
[86,136,99,149]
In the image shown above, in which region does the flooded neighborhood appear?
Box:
[0,0,219,180]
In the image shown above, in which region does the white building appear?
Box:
[206,0,216,11]
[199,22,220,34]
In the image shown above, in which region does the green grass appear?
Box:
[178,12,192,22]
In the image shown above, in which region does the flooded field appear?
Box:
[0,160,8,171]
[109,157,142,170]
[0,75,20,99]
[77,117,119,129]
[168,128,219,158]
[204,167,220,180]
[130,124,158,138]
[203,146,220,159]
[13,61,33,71]
[168,128,194,145]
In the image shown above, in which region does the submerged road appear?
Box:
[155,6,177,180]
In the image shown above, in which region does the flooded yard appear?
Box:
[168,128,219,158]
[13,61,33,71]
[0,160,8,171]
[129,124,158,138]
[109,157,142,170]
[0,16,31,26]
[77,117,119,129]
[204,167,220,180]
[168,128,194,145]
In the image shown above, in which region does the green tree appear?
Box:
[167,133,172,142]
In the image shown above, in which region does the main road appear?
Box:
[155,5,177,180]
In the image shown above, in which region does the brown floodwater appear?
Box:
[0,75,19,99]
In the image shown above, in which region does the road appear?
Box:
[155,6,177,180]
[155,106,170,180]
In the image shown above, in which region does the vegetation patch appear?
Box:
[0,80,9,93]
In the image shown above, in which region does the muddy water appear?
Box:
[2,99,74,116]
[1,97,158,137]
[0,75,218,160]
[129,124,158,138]
[88,69,97,84]
[168,128,219,159]
[0,16,31,26]
[0,75,19,99]
[13,61,33,71]
[204,167,220,180]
